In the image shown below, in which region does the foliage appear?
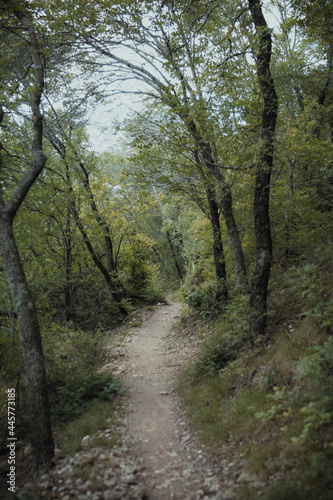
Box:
[42,324,124,422]
[182,280,220,316]
[188,293,250,378]
[180,262,333,499]
[290,336,333,444]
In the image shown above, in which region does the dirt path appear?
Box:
[27,303,240,500]
[119,302,232,500]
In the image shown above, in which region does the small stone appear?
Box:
[221,489,236,500]
[80,453,94,465]
[64,470,73,481]
[208,483,219,493]
[236,471,257,483]
[128,485,147,500]
[81,435,91,446]
[253,481,266,490]
[104,478,117,488]
[104,489,125,500]
[121,473,137,484]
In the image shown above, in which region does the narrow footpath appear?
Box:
[118,302,235,500]
[28,303,240,500]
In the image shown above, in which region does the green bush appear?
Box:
[292,336,333,444]
[190,294,250,378]
[182,280,220,316]
[42,324,124,422]
[47,369,123,422]
[255,336,333,500]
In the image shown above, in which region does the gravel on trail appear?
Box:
[19,302,251,500]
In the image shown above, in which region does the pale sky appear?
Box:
[86,2,281,154]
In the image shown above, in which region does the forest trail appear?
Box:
[30,303,240,500]
[117,302,233,500]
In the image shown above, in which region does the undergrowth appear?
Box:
[179,258,333,500]
[43,323,124,422]
[57,399,120,456]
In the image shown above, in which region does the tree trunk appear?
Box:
[219,187,248,288]
[64,168,75,324]
[73,207,127,315]
[78,162,119,274]
[0,0,54,474]
[248,0,278,340]
[206,186,228,302]
[0,217,54,474]
[185,117,247,288]
[64,220,75,324]
[166,230,184,280]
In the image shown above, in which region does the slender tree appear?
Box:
[0,0,54,473]
[248,0,278,339]
[43,117,127,314]
[58,0,248,290]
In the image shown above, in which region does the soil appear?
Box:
[119,302,232,499]
[16,302,247,500]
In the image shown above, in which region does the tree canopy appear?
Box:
[0,0,332,488]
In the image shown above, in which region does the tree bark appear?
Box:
[63,166,76,324]
[184,117,248,288]
[206,186,228,302]
[0,217,54,474]
[72,206,127,315]
[190,145,228,300]
[219,186,248,288]
[0,0,54,474]
[64,217,75,324]
[166,230,184,280]
[248,0,278,340]
[78,161,118,274]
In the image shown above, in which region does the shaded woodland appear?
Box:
[0,0,332,498]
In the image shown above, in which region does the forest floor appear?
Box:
[116,301,239,500]
[17,302,243,500]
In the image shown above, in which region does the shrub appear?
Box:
[42,324,124,422]
[190,294,250,378]
[47,369,123,422]
[291,336,333,444]
[182,280,220,317]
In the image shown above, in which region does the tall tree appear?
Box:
[0,0,54,473]
[125,107,229,298]
[56,0,248,290]
[248,0,278,339]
